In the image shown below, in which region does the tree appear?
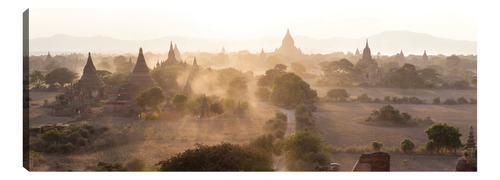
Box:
[156,143,273,171]
[387,63,424,90]
[150,65,182,93]
[401,139,415,153]
[327,89,349,101]
[424,123,463,154]
[210,101,224,115]
[280,131,329,171]
[102,71,130,87]
[172,93,188,112]
[290,62,306,75]
[136,87,165,112]
[45,67,78,87]
[371,141,384,151]
[29,70,45,88]
[257,64,287,87]
[269,72,317,107]
[321,58,363,86]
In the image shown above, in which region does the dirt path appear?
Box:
[258,102,296,171]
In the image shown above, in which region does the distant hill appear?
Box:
[29,31,476,56]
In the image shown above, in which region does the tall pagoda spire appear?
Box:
[465,126,476,149]
[117,47,156,101]
[77,52,104,89]
[132,47,150,73]
[422,50,429,62]
[282,28,295,47]
[361,39,372,61]
[165,41,177,66]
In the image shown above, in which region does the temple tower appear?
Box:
[76,52,105,95]
[274,29,303,58]
[117,48,156,101]
[356,40,380,84]
[465,126,476,149]
[164,42,178,66]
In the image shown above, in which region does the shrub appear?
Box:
[41,130,63,143]
[371,141,384,151]
[156,143,273,171]
[401,139,415,153]
[432,97,441,104]
[425,123,463,154]
[357,93,371,103]
[443,99,457,105]
[457,97,469,104]
[327,89,349,100]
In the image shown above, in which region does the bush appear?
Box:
[368,105,410,124]
[327,89,349,100]
[172,93,188,112]
[371,141,384,151]
[156,143,273,171]
[457,97,469,104]
[357,93,371,103]
[401,139,415,153]
[443,99,457,105]
[432,97,441,105]
[425,123,463,154]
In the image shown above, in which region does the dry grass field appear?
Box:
[313,87,476,171]
[28,87,476,171]
[28,92,277,171]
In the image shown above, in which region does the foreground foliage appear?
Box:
[156,143,273,171]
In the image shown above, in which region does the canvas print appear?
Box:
[23,6,477,172]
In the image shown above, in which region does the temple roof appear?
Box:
[77,52,104,89]
[361,39,372,61]
[165,41,177,65]
[132,48,150,73]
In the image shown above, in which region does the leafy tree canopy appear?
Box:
[45,67,78,87]
[156,143,273,171]
[269,72,317,107]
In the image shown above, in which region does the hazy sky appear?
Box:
[29,1,477,41]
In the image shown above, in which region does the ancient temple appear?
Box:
[199,94,210,118]
[395,50,406,64]
[164,42,178,66]
[259,48,266,61]
[117,48,156,101]
[355,48,361,56]
[174,44,183,62]
[274,29,303,58]
[57,53,106,115]
[465,126,476,149]
[356,40,381,84]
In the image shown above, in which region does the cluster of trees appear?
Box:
[432,97,477,105]
[29,68,78,91]
[318,54,476,90]
[367,105,413,124]
[30,125,109,154]
[255,64,317,107]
